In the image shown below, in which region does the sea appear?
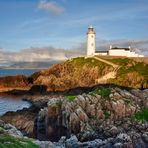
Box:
[0,69,39,77]
[0,69,39,115]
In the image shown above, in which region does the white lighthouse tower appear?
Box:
[87,25,96,56]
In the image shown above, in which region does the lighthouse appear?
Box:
[87,25,96,56]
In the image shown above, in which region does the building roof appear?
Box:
[110,47,130,51]
[95,50,108,53]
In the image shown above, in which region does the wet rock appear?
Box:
[34,140,55,148]
[116,133,131,143]
[108,126,119,137]
[65,135,79,148]
[5,124,23,138]
[1,107,37,137]
[113,142,122,148]
[142,132,148,143]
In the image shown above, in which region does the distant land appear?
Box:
[0,60,63,69]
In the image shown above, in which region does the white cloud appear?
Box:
[0,38,147,66]
[0,46,85,64]
[38,0,64,15]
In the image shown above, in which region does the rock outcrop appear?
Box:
[0,57,148,93]
[0,87,148,147]
[1,107,38,137]
[0,75,30,92]
[35,87,148,146]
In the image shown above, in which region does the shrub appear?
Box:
[89,88,111,97]
[133,108,148,122]
[0,133,39,148]
[104,111,110,119]
[65,96,76,102]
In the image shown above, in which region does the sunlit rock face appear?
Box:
[35,87,148,142]
[0,75,30,91]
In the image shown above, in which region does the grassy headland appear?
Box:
[0,56,148,92]
[100,56,148,88]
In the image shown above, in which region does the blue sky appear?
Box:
[0,0,148,53]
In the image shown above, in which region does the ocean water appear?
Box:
[0,96,31,116]
[0,69,39,77]
[0,69,38,115]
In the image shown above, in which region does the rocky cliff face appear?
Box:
[0,57,148,93]
[30,57,113,92]
[1,107,38,137]
[34,87,148,147]
[0,75,30,92]
[1,87,148,147]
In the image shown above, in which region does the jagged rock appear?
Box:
[113,92,121,100]
[4,123,23,138]
[59,136,66,144]
[142,132,148,143]
[79,139,104,148]
[65,135,79,148]
[108,126,119,136]
[113,142,122,148]
[116,133,131,143]
[34,140,55,148]
[37,88,141,141]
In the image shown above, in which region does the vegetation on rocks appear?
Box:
[0,57,148,92]
[0,126,39,148]
[102,57,148,88]
[65,96,76,102]
[133,108,148,122]
[30,57,113,91]
[89,88,111,97]
[103,111,111,119]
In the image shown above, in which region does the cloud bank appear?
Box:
[0,38,147,66]
[0,46,85,65]
[38,0,64,15]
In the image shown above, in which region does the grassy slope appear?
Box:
[0,127,39,148]
[101,57,148,88]
[31,57,113,91]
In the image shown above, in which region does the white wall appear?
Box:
[94,52,108,56]
[109,49,128,56]
[108,49,144,57]
[87,33,95,56]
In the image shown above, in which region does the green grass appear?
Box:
[105,58,132,66]
[132,108,148,122]
[67,57,113,74]
[69,57,106,67]
[104,111,111,119]
[0,133,39,148]
[89,88,111,98]
[65,96,76,102]
[103,58,148,77]
[102,57,148,88]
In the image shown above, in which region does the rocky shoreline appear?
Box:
[0,86,147,147]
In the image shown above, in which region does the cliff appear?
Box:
[0,57,148,93]
[30,57,114,92]
[1,87,148,147]
[103,57,148,88]
[30,57,148,91]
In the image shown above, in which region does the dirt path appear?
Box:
[90,56,120,83]
[93,56,119,68]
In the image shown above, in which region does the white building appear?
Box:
[108,46,144,57]
[87,25,96,56]
[86,26,144,57]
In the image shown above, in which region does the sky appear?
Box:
[0,0,148,63]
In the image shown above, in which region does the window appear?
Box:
[91,35,93,38]
[91,43,94,46]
